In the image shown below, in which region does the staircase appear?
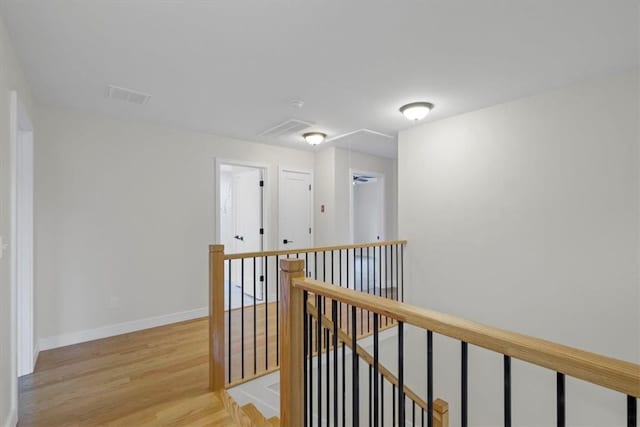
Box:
[219,389,280,426]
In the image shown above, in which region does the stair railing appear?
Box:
[209,240,407,390]
[279,258,640,427]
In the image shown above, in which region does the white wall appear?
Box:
[315,146,397,246]
[313,147,336,247]
[398,70,639,426]
[35,107,314,347]
[0,13,36,427]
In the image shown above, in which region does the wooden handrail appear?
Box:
[293,278,640,398]
[223,239,407,260]
[307,301,449,427]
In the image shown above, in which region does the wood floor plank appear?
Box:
[19,318,233,426]
[19,291,398,426]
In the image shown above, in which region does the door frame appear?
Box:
[214,158,270,253]
[349,168,385,244]
[10,91,35,418]
[277,166,314,250]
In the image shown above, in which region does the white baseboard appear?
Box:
[2,407,17,427]
[39,307,208,351]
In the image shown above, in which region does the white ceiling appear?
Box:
[1,0,637,158]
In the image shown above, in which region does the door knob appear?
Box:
[234,235,244,241]
[283,239,294,244]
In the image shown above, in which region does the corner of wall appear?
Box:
[2,407,17,427]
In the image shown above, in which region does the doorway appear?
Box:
[217,161,266,308]
[278,168,313,250]
[278,168,313,275]
[350,170,385,291]
[10,92,35,385]
[351,171,384,243]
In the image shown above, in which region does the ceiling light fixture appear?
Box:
[399,102,434,121]
[303,132,327,145]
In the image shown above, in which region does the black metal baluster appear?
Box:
[384,245,388,312]
[316,295,322,427]
[504,355,511,427]
[461,341,468,427]
[422,407,425,427]
[373,313,379,427]
[360,247,364,335]
[369,365,372,427]
[392,384,396,426]
[265,256,268,370]
[326,325,330,424]
[318,251,331,425]
[323,251,326,283]
[333,300,338,427]
[390,245,394,301]
[396,244,399,302]
[342,342,346,427]
[339,249,342,331]
[353,247,356,290]
[304,290,308,426]
[398,321,405,427]
[413,401,416,426]
[346,249,350,332]
[241,258,245,379]
[366,247,370,333]
[275,255,279,365]
[308,299,313,426]
[227,259,232,383]
[629,395,637,427]
[557,372,565,427]
[314,252,318,280]
[381,374,384,426]
[400,244,404,302]
[253,257,257,375]
[374,245,378,297]
[352,306,359,426]
[427,330,433,427]
[331,250,335,284]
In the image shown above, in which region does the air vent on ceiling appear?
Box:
[105,85,151,105]
[259,118,313,138]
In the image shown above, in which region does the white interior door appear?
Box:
[279,170,313,251]
[231,168,264,299]
[16,130,34,377]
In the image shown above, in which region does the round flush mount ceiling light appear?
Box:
[303,132,327,145]
[399,102,434,121]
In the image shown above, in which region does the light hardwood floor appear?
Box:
[19,292,397,426]
[19,318,235,426]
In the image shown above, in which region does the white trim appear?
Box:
[277,166,314,249]
[16,129,34,377]
[349,168,386,244]
[2,408,17,427]
[38,307,208,351]
[8,91,18,426]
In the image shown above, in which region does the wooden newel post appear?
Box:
[434,398,449,427]
[279,258,305,427]
[209,244,225,391]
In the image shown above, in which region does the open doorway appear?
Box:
[351,171,384,243]
[350,170,385,292]
[217,161,266,309]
